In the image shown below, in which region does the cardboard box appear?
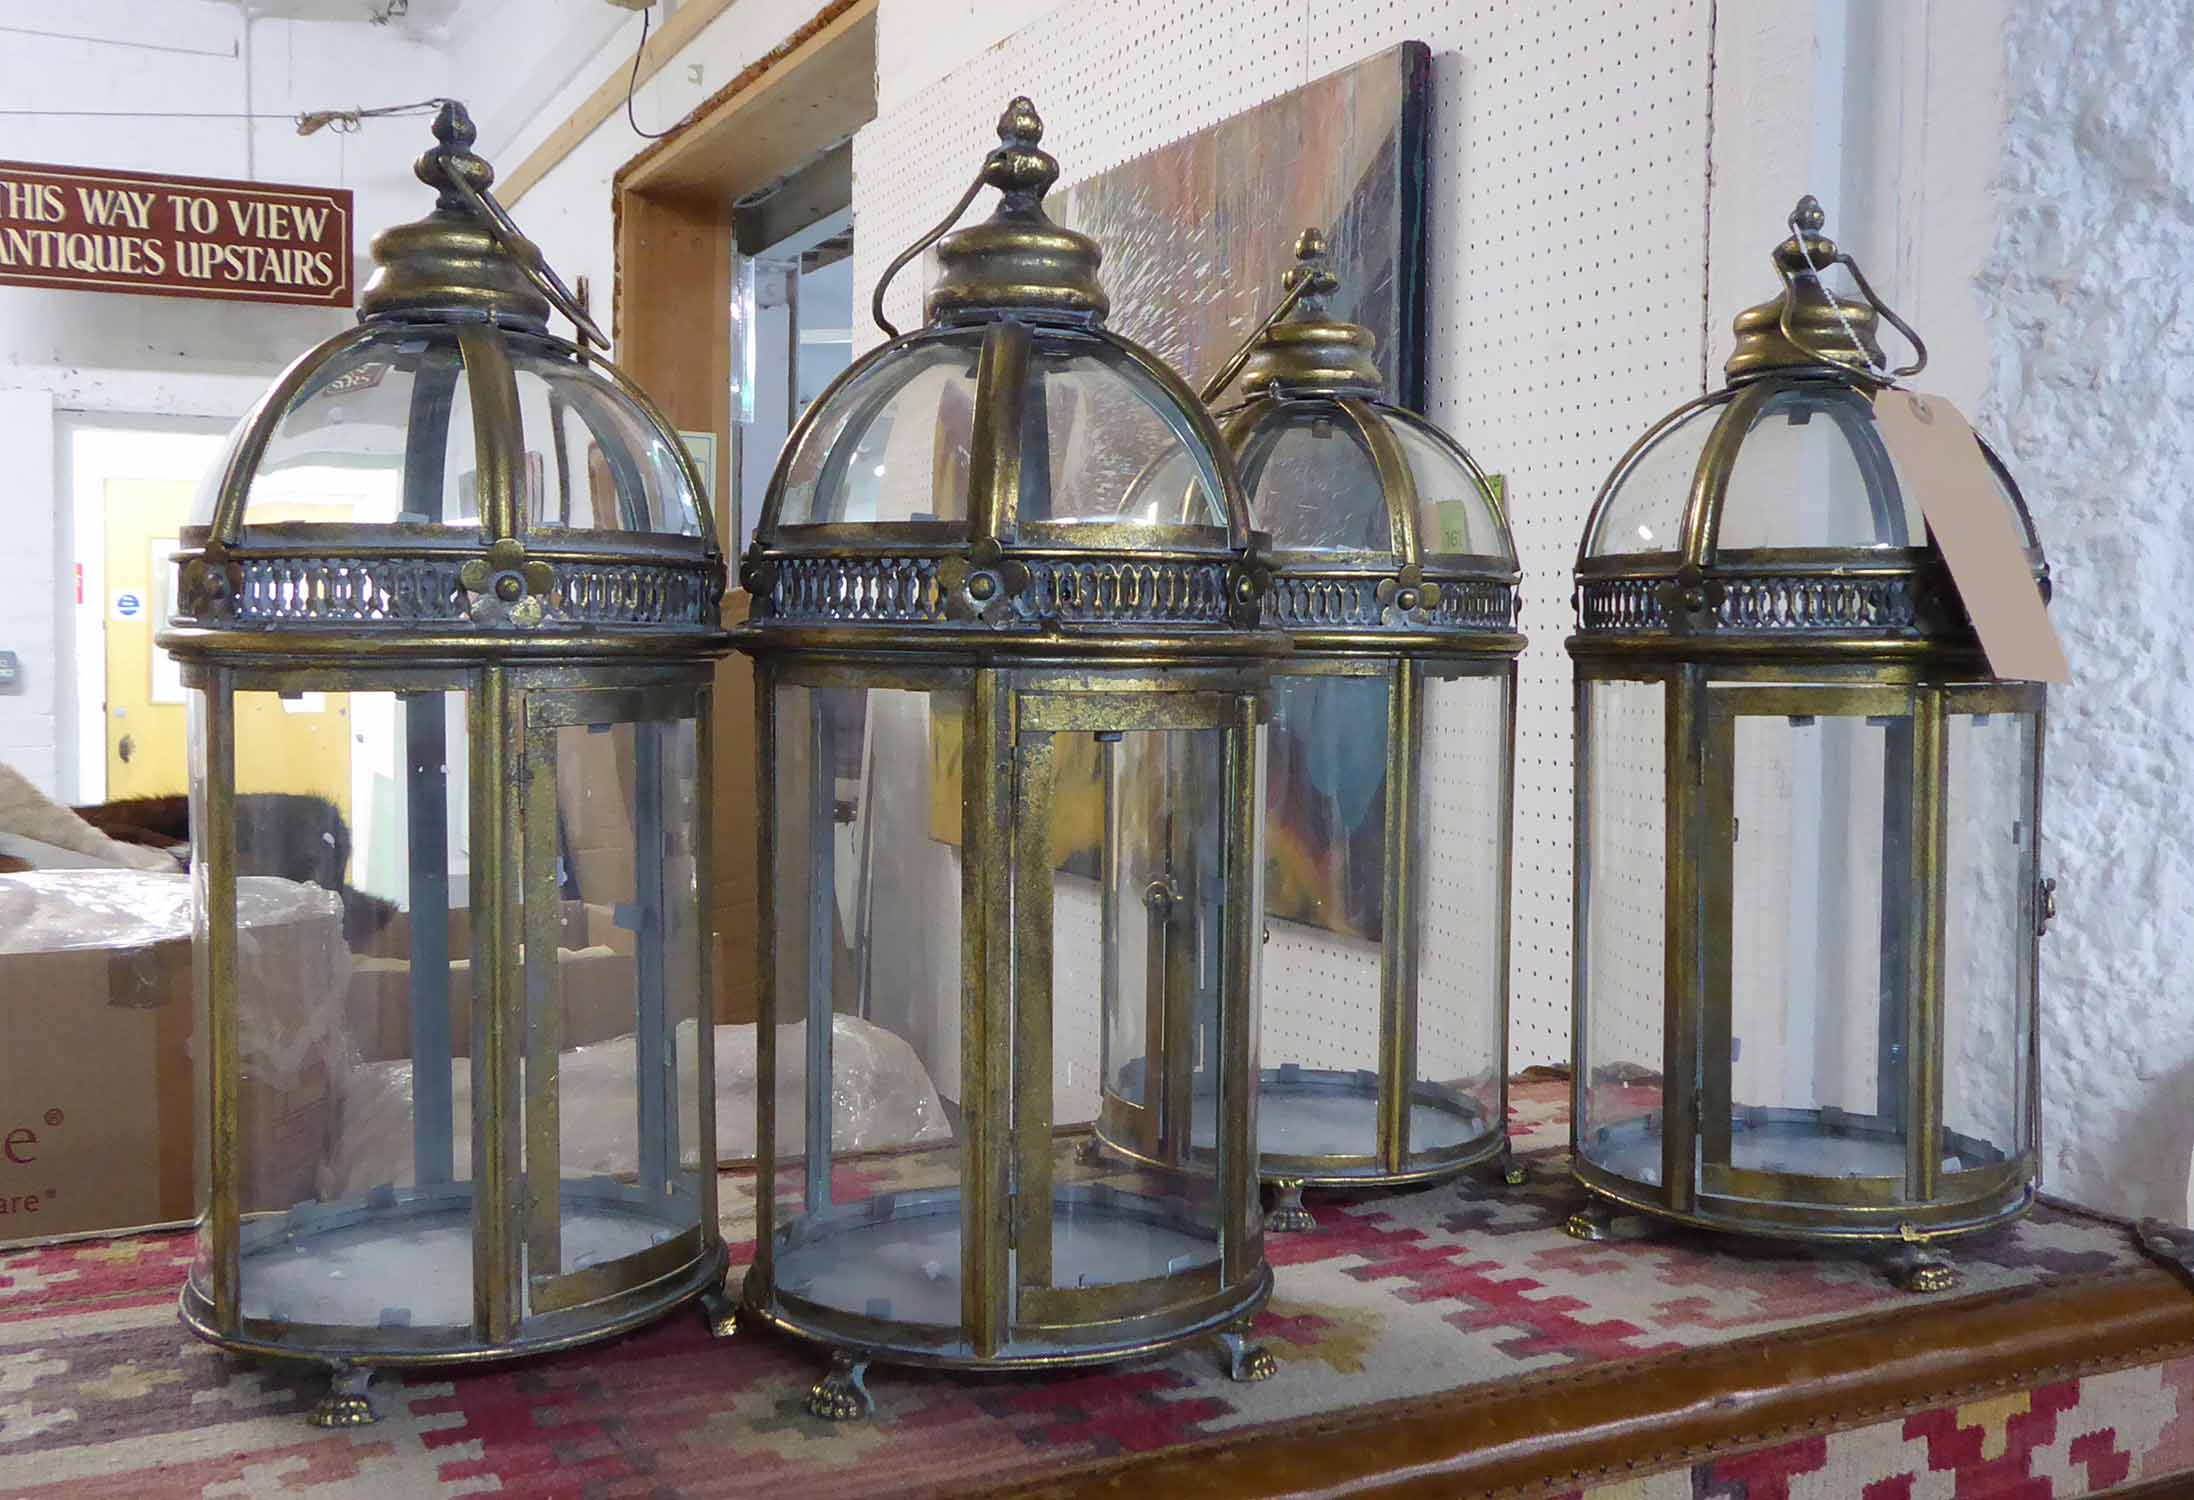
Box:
[346,900,641,1063]
[0,871,340,1245]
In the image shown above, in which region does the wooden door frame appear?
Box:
[608,0,876,530]
[582,0,877,1029]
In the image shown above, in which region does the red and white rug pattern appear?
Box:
[0,1085,2175,1498]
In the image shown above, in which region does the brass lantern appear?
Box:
[165,104,731,1425]
[1101,230,1526,1230]
[1565,198,2051,1290]
[734,98,1280,1420]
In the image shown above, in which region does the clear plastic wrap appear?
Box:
[332,1013,952,1198]
[0,868,352,1079]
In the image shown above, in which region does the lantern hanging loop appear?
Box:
[868,166,986,339]
[425,102,609,350]
[1777,195,1927,382]
[434,160,608,349]
[1196,227,1335,404]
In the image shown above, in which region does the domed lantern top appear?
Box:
[744,98,1266,642]
[1576,197,2044,644]
[168,101,720,653]
[1213,230,1519,642]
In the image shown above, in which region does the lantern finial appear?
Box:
[1227,226,1379,399]
[925,96,1108,325]
[358,99,551,330]
[1725,194,1888,383]
[416,99,494,210]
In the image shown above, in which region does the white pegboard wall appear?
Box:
[854,0,1715,1069]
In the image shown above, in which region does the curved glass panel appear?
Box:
[194,328,705,539]
[1022,332,1229,538]
[769,329,984,529]
[508,338,704,536]
[194,326,467,529]
[189,683,710,1337]
[1942,700,2040,1170]
[1714,385,1923,552]
[1585,398,1721,557]
[1386,409,1512,562]
[1232,401,1390,554]
[1575,676,1669,1182]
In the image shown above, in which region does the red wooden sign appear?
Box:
[0,162,352,307]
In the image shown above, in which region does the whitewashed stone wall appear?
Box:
[1979,0,2194,1221]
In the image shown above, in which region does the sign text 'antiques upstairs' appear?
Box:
[0,162,352,307]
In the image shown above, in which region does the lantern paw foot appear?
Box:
[1891,1245,1961,1294]
[1564,1198,1617,1242]
[1264,1179,1315,1234]
[1075,1135,1109,1167]
[307,1364,379,1428]
[1492,1149,1528,1187]
[698,1283,739,1338]
[1217,1328,1276,1383]
[805,1354,874,1421]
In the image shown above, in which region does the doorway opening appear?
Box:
[731,145,855,554]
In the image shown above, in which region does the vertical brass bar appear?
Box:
[1697,704,1738,1177]
[1376,659,1418,1176]
[695,685,720,1241]
[456,326,526,541]
[962,668,1013,1357]
[1908,686,1948,1202]
[1159,732,1197,1164]
[202,669,241,1334]
[803,692,835,1211]
[400,356,458,1188]
[751,668,781,1285]
[523,717,563,1290]
[1012,730,1058,1296]
[1218,695,1261,1283]
[1570,672,1592,1158]
[1662,666,1704,1213]
[635,720,671,1197]
[968,321,1033,544]
[1877,718,1918,1134]
[1494,662,1519,1151]
[1342,398,1421,567]
[404,693,455,1185]
[2025,698,2048,1174]
[1098,736,1123,1107]
[471,664,524,1342]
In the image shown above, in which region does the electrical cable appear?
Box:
[624,4,673,140]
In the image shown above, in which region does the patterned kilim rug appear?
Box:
[1,1082,2184,1499]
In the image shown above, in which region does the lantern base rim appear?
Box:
[178,1230,728,1371]
[739,1259,1272,1373]
[1566,1169,2036,1245]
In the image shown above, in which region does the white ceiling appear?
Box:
[215,0,474,31]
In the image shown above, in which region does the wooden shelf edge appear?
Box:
[984,1260,2194,1500]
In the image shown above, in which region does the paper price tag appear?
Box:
[1872,390,2068,684]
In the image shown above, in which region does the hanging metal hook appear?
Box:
[869,162,988,340]
[1777,196,1927,382]
[435,155,611,350]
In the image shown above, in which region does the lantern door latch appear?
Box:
[2038,876,2058,936]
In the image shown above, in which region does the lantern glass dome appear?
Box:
[768,326,1231,539]
[1566,199,2050,1292]
[1228,400,1511,561]
[1586,383,2039,561]
[192,324,705,536]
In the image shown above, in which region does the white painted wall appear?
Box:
[0,0,454,796]
[1975,0,2194,1224]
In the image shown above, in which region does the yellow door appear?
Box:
[102,477,352,821]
